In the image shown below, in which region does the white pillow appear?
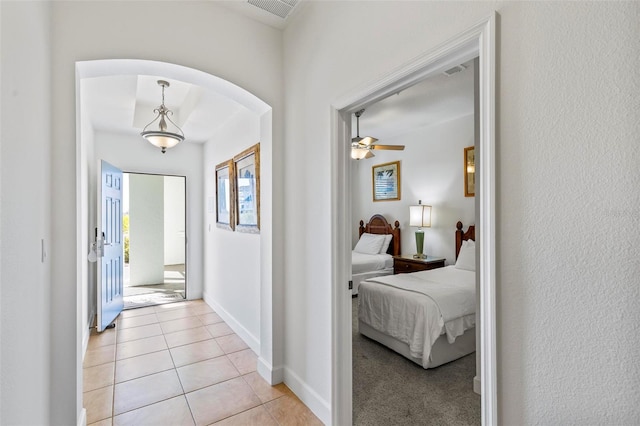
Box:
[354,233,386,255]
[378,234,393,254]
[455,239,476,271]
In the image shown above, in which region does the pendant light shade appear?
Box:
[141,80,184,153]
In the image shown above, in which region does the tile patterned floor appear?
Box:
[84,300,323,426]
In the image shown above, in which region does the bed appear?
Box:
[358,221,476,368]
[351,215,401,296]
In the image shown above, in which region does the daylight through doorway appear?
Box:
[123,172,187,309]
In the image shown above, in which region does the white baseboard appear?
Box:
[77,408,87,426]
[473,375,481,395]
[82,322,91,362]
[283,367,331,425]
[202,291,260,354]
[257,357,284,385]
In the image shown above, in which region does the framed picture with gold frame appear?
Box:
[464,146,475,197]
[234,143,260,233]
[215,160,234,230]
[372,160,401,202]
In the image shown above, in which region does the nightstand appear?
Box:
[393,255,446,274]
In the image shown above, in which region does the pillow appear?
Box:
[455,239,476,271]
[378,234,393,254]
[354,233,386,255]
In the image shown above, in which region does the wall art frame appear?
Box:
[464,146,475,197]
[215,160,235,230]
[234,143,260,233]
[372,160,401,202]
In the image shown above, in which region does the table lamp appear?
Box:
[409,200,431,259]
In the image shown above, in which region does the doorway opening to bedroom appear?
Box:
[349,58,480,425]
[332,16,497,426]
[122,172,187,309]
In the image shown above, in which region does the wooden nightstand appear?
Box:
[393,255,446,274]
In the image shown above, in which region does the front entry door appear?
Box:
[97,160,124,332]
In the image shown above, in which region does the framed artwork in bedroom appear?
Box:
[372,160,401,202]
[215,160,234,230]
[464,146,475,197]
[234,143,260,233]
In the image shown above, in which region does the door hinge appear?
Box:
[348,280,353,290]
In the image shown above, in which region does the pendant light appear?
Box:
[141,80,184,153]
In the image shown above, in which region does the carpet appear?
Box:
[352,297,480,425]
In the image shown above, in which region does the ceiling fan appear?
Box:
[351,108,405,160]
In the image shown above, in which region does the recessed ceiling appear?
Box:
[82,75,248,143]
[352,60,475,141]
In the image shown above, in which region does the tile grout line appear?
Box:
[87,301,303,426]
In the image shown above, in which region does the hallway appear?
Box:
[83,300,321,425]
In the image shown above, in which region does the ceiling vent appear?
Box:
[443,64,467,76]
[247,0,299,19]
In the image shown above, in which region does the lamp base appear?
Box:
[414,230,426,260]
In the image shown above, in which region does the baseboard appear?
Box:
[77,408,87,426]
[82,322,91,362]
[283,367,331,425]
[473,375,481,395]
[257,357,284,385]
[202,291,260,354]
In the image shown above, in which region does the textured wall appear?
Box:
[283,1,640,423]
[0,1,52,424]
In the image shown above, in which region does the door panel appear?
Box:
[97,160,124,332]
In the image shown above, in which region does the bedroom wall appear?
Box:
[283,1,640,423]
[0,1,52,424]
[352,113,475,264]
[50,2,283,422]
[203,108,262,352]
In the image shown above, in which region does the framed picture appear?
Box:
[234,143,260,233]
[372,160,401,202]
[464,146,475,197]
[215,160,234,230]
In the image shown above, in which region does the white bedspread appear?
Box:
[358,266,475,368]
[351,251,393,275]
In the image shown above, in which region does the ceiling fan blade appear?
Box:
[370,144,405,151]
[360,136,378,146]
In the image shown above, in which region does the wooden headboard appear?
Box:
[455,221,475,259]
[358,214,401,256]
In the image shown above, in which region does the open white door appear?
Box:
[97,160,124,332]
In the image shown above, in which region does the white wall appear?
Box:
[129,174,165,286]
[164,176,186,265]
[51,2,284,423]
[0,1,52,424]
[352,113,475,264]
[284,1,640,423]
[203,109,262,351]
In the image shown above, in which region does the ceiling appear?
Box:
[82,75,248,144]
[352,60,475,142]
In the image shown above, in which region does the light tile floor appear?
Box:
[84,300,323,426]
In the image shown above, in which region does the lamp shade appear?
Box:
[351,147,374,160]
[409,203,431,228]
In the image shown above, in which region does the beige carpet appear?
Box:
[352,297,480,425]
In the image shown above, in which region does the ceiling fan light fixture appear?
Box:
[141,80,185,154]
[351,146,374,160]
